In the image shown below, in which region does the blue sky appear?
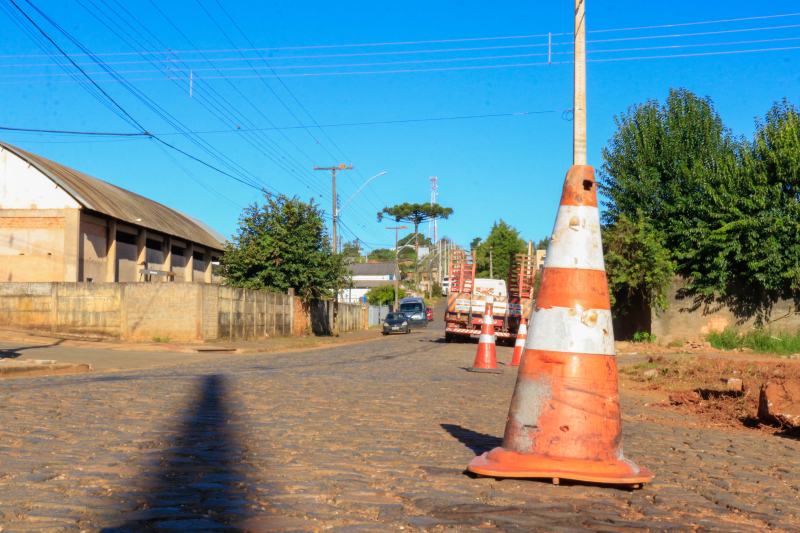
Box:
[1,0,798,254]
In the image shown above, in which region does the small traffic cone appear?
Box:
[466,165,652,486]
[508,317,527,367]
[468,296,503,374]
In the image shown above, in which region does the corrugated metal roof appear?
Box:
[347,262,397,276]
[0,141,224,251]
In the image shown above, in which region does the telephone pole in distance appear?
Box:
[315,163,353,252]
[387,225,408,308]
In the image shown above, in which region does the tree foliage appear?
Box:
[219,194,350,303]
[364,283,405,305]
[378,202,453,291]
[473,220,527,284]
[600,88,800,318]
[536,237,550,250]
[603,213,676,314]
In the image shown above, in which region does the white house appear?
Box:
[341,262,397,303]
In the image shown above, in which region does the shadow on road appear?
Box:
[102,375,251,532]
[441,423,502,455]
[0,340,65,359]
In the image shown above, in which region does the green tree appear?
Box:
[536,237,550,250]
[341,239,362,258]
[398,232,432,248]
[378,203,454,293]
[603,213,676,314]
[600,89,800,322]
[366,248,396,263]
[470,237,482,250]
[473,220,527,285]
[219,194,349,303]
[364,283,406,305]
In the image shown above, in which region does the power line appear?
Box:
[7,43,797,84]
[0,125,149,135]
[14,34,800,78]
[9,23,800,69]
[2,11,798,58]
[7,0,284,197]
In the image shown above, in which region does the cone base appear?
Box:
[506,361,519,367]
[467,367,503,374]
[467,447,652,485]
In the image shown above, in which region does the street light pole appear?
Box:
[387,225,408,309]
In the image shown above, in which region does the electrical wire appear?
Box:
[7,0,285,198]
[14,34,800,78]
[2,11,798,57]
[9,24,800,69]
[8,42,796,84]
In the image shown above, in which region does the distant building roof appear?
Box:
[352,279,395,289]
[347,262,396,276]
[0,141,225,251]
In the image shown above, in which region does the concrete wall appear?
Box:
[623,277,800,341]
[0,213,66,282]
[79,219,107,282]
[0,282,365,342]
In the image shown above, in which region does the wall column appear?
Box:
[203,249,213,283]
[63,209,80,282]
[184,242,194,282]
[162,236,172,282]
[136,228,147,281]
[106,219,117,282]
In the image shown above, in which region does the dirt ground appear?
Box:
[618,354,800,435]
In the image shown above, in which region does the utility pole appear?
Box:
[315,163,353,252]
[387,225,407,309]
[489,246,494,279]
[574,0,586,165]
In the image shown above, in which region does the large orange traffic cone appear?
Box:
[467,166,652,486]
[507,317,527,367]
[468,296,503,374]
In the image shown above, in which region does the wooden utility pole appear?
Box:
[315,163,353,252]
[387,225,408,309]
[574,0,587,165]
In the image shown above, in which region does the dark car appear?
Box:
[426,307,433,321]
[398,301,428,329]
[382,313,410,335]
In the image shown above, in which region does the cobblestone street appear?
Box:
[1,308,799,533]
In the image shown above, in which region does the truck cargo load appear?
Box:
[444,250,535,343]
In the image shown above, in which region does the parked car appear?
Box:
[426,307,433,321]
[382,313,410,335]
[398,298,428,329]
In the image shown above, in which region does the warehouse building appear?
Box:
[0,141,225,283]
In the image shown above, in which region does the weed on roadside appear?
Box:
[153,334,172,344]
[707,328,800,356]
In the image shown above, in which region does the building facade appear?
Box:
[342,262,397,303]
[0,141,225,284]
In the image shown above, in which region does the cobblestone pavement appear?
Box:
[1,308,799,532]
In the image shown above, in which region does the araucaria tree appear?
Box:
[600,88,800,322]
[219,194,349,303]
[377,202,453,293]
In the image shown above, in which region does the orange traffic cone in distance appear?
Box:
[466,165,652,486]
[508,317,527,367]
[468,296,502,374]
